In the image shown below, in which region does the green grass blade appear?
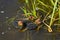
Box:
[36,7,47,13]
[49,0,58,27]
[37,0,52,9]
[21,7,28,17]
[32,0,37,18]
[25,0,28,4]
[58,6,60,23]
[50,0,55,6]
[5,17,16,24]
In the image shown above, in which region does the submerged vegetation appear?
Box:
[5,0,60,32]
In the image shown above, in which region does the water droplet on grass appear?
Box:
[8,27,11,30]
[36,7,39,10]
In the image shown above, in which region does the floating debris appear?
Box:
[8,27,11,30]
[0,11,4,13]
[1,32,5,35]
[5,17,9,19]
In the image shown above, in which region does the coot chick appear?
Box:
[26,22,37,30]
[13,20,38,32]
[13,20,23,29]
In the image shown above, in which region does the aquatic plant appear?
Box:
[20,0,38,18]
[5,0,60,32]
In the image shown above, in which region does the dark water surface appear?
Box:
[0,0,60,40]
